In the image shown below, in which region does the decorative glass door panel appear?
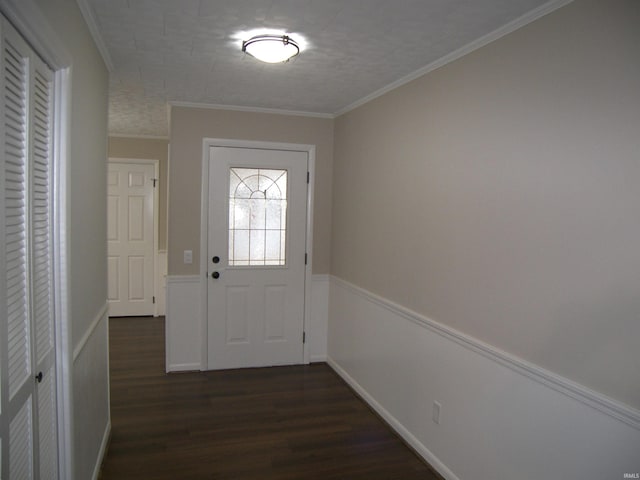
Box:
[228,168,287,266]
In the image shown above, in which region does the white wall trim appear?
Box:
[0,0,72,67]
[199,143,211,369]
[327,357,460,480]
[156,250,167,316]
[74,0,113,71]
[167,275,201,284]
[171,100,334,120]
[73,304,109,363]
[91,420,111,480]
[302,147,316,365]
[166,275,202,372]
[52,65,75,480]
[334,0,575,117]
[331,276,640,430]
[108,133,170,141]
[167,363,202,373]
[308,274,330,363]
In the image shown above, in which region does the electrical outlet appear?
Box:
[432,401,441,425]
[183,250,193,264]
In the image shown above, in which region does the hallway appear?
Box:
[99,317,441,479]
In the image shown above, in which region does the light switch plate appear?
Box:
[183,250,193,264]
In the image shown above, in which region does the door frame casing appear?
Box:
[199,138,316,369]
[108,157,160,317]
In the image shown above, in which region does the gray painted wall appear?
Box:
[331,0,640,409]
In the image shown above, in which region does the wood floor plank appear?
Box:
[99,316,442,480]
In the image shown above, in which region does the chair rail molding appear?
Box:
[327,275,640,480]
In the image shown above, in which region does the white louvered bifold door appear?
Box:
[29,46,57,480]
[1,20,34,480]
[0,16,58,480]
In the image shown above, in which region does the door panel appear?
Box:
[107,257,119,301]
[225,286,250,344]
[106,196,119,241]
[207,146,307,370]
[264,285,286,340]
[107,162,155,316]
[127,196,144,240]
[128,256,146,300]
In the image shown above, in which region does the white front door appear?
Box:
[107,162,155,317]
[207,146,307,370]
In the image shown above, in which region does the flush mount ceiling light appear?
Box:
[242,34,300,63]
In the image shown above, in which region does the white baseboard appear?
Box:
[167,363,201,372]
[327,357,459,480]
[328,275,640,480]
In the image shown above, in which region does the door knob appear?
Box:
[212,256,220,264]
[211,271,220,279]
[35,372,43,383]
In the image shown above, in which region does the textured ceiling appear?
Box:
[83,0,556,137]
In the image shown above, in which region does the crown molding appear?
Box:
[75,0,113,71]
[335,0,575,117]
[169,101,335,120]
[0,0,72,68]
[108,133,170,141]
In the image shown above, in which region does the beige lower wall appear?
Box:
[331,0,640,409]
[168,107,334,275]
[108,136,169,250]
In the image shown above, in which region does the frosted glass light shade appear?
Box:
[242,35,300,63]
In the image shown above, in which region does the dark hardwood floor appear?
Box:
[100,316,442,480]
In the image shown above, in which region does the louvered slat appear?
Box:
[9,400,34,480]
[37,370,58,480]
[31,67,53,363]
[3,38,30,401]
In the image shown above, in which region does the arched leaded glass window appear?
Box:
[228,168,288,266]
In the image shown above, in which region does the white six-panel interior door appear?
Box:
[207,146,308,370]
[0,16,59,480]
[107,161,156,317]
